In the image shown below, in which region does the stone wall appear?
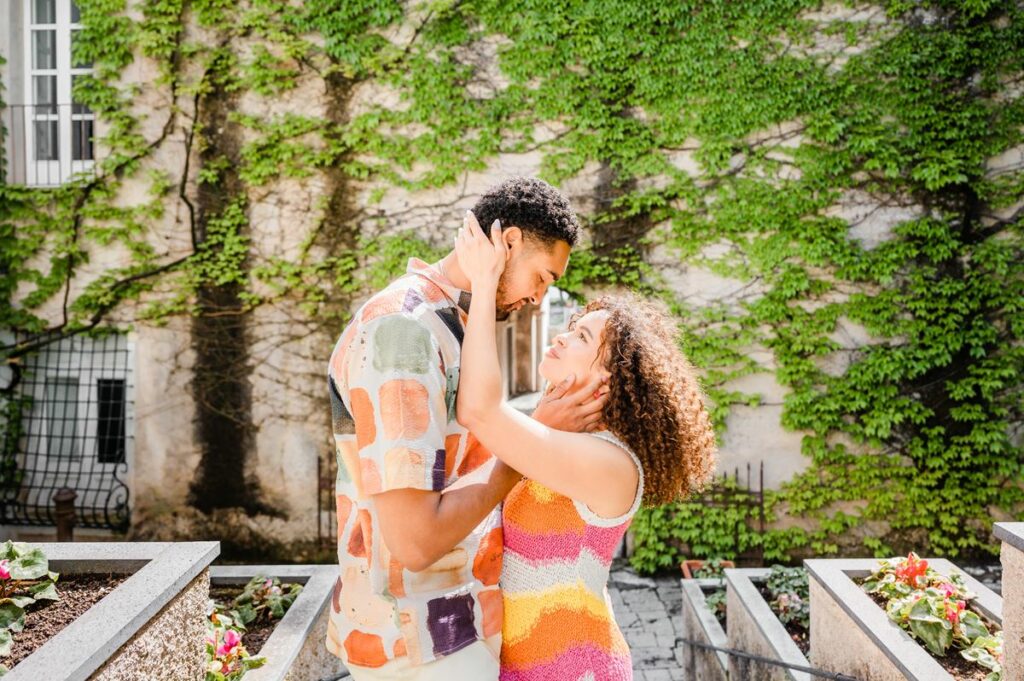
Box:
[2,1,1019,555]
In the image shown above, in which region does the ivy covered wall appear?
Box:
[1,0,1021,562]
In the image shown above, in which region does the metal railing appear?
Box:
[1,103,97,186]
[691,462,767,566]
[1,332,132,531]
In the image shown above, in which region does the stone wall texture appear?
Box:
[90,569,210,681]
[1002,541,1024,681]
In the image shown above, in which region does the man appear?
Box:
[325,177,607,680]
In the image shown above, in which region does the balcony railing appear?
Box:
[1,103,97,187]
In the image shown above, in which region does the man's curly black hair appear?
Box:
[471,177,580,248]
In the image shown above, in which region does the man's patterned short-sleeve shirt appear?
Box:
[325,258,503,668]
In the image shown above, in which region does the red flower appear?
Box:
[895,553,928,587]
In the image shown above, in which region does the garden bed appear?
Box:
[6,572,129,669]
[209,583,280,656]
[725,567,811,681]
[208,565,347,681]
[806,557,1002,681]
[860,590,992,681]
[4,541,219,681]
[756,581,809,656]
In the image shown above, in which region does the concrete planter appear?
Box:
[805,558,1002,681]
[994,522,1023,681]
[725,568,810,681]
[209,565,348,681]
[679,578,728,681]
[7,541,219,681]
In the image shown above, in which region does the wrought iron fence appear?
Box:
[1,333,132,530]
[1,103,97,186]
[690,462,767,566]
[318,448,336,552]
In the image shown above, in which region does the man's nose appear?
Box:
[529,283,548,305]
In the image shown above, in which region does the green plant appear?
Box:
[704,587,727,626]
[692,557,732,580]
[0,542,60,675]
[862,553,1003,680]
[631,477,764,574]
[765,566,810,630]
[205,574,302,680]
[226,575,302,627]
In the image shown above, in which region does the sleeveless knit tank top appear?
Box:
[499,430,644,681]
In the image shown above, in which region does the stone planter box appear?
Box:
[7,541,219,681]
[725,568,810,681]
[806,558,1002,681]
[995,522,1023,681]
[209,564,348,681]
[679,578,728,681]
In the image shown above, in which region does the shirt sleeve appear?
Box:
[342,313,449,495]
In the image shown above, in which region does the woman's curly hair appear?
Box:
[578,294,717,506]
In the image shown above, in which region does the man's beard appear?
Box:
[495,272,516,321]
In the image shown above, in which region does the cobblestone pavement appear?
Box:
[607,560,684,681]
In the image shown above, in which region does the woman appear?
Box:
[454,211,717,680]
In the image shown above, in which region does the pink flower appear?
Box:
[217,629,241,657]
[938,583,956,597]
[944,600,965,624]
[263,578,273,589]
[0,560,10,580]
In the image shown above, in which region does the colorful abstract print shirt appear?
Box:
[500,431,643,681]
[325,258,503,669]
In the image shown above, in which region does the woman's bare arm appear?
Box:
[454,213,637,517]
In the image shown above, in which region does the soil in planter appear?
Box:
[758,584,810,656]
[209,585,281,655]
[6,572,130,670]
[863,591,991,681]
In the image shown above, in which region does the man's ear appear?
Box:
[502,226,524,251]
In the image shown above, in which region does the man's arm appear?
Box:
[375,460,520,572]
[375,375,604,572]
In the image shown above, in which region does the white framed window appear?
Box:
[23,0,94,186]
[45,375,81,459]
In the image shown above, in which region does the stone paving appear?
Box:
[607,560,685,681]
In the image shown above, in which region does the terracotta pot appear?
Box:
[681,559,735,579]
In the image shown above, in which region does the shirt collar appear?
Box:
[406,258,473,314]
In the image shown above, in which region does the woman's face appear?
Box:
[538,310,611,387]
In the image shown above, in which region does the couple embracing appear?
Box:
[325,177,716,681]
